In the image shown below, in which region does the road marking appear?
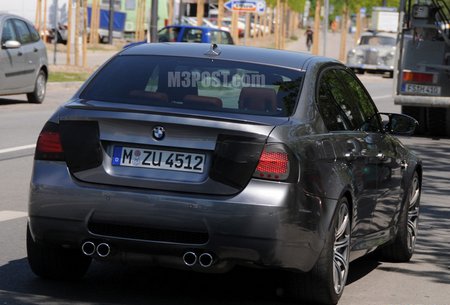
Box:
[0,144,36,155]
[372,95,392,100]
[0,211,28,222]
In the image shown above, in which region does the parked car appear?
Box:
[347,31,397,78]
[0,13,48,103]
[181,16,230,32]
[158,25,234,44]
[27,43,421,305]
[123,25,234,49]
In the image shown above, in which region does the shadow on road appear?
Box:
[0,258,303,305]
[377,137,450,284]
[0,97,28,106]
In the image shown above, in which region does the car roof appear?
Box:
[0,13,31,23]
[162,25,228,33]
[360,31,397,38]
[119,43,328,70]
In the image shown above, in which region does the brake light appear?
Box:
[35,122,65,161]
[402,71,435,84]
[253,146,290,181]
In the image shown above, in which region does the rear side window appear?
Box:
[26,23,41,42]
[158,27,180,42]
[80,55,303,116]
[181,29,203,43]
[208,30,233,44]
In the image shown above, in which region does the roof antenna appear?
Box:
[205,43,221,56]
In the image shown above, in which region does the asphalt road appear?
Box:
[0,75,449,305]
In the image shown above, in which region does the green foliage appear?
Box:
[288,0,305,12]
[266,0,306,12]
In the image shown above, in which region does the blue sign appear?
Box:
[224,0,266,13]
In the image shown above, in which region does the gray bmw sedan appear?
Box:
[27,43,421,305]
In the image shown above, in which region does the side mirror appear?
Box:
[380,113,418,136]
[2,40,21,49]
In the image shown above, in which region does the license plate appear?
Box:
[112,146,205,173]
[402,83,441,96]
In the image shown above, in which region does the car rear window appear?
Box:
[80,55,303,117]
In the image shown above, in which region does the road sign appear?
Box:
[224,0,266,13]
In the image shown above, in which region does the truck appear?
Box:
[393,0,450,136]
[371,6,399,32]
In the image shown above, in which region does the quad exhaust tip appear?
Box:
[96,243,111,257]
[183,251,214,268]
[182,251,197,267]
[81,241,111,257]
[198,253,214,268]
[81,241,96,256]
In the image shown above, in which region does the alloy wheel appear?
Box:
[36,73,46,101]
[407,174,420,252]
[333,202,351,295]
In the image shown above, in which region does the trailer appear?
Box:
[393,0,450,136]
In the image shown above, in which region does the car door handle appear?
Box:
[401,160,408,170]
[18,51,23,56]
[33,48,38,52]
[376,153,385,160]
[345,152,356,161]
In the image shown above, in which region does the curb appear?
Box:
[48,81,84,89]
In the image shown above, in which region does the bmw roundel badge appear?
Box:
[152,126,165,140]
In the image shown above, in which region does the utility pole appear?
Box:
[218,0,224,29]
[108,0,114,44]
[90,0,100,45]
[43,0,47,43]
[135,0,146,41]
[35,0,42,31]
[275,0,280,49]
[75,0,80,66]
[150,0,158,42]
[82,0,88,67]
[339,4,349,62]
[197,0,204,26]
[312,0,321,55]
[323,0,329,56]
[53,0,58,65]
[168,0,174,25]
[231,10,239,44]
[66,0,72,65]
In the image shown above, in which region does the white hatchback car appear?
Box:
[0,13,48,103]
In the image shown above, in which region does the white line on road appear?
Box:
[372,95,392,100]
[0,144,36,155]
[0,211,28,222]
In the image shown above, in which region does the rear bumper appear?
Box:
[29,161,335,273]
[347,63,393,72]
[394,95,450,107]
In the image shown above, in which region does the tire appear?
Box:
[286,197,351,304]
[27,70,47,104]
[402,106,426,135]
[27,225,91,280]
[379,171,420,262]
[427,107,447,137]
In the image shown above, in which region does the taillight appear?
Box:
[402,71,435,84]
[253,144,292,181]
[35,122,65,161]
